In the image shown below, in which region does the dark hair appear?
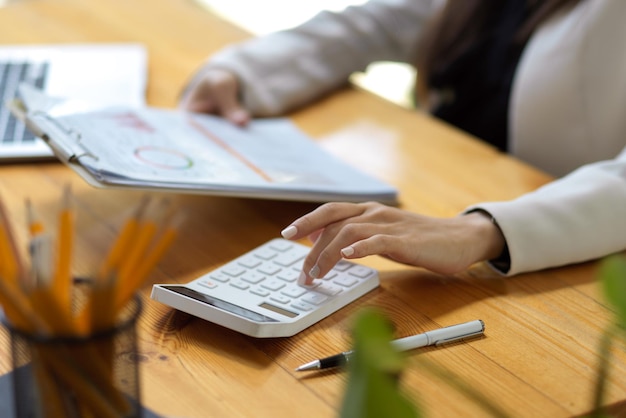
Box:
[414,0,582,103]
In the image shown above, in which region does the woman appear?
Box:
[181,0,626,283]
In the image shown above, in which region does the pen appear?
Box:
[295,319,485,371]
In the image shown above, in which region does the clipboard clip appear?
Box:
[9,87,98,163]
[7,99,98,162]
[27,110,98,163]
[5,99,45,138]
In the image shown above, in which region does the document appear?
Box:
[13,85,398,203]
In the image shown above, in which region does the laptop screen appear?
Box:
[0,43,147,163]
[0,61,49,147]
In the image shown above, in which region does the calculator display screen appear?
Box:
[258,302,298,318]
[162,285,279,323]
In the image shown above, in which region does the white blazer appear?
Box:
[198,0,626,275]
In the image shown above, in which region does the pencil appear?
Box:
[115,198,169,287]
[0,278,50,334]
[73,196,152,332]
[28,232,54,288]
[26,198,45,237]
[52,185,74,318]
[98,195,150,283]
[115,209,184,312]
[0,195,25,288]
[0,222,18,288]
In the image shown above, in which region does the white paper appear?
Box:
[18,86,398,203]
[63,108,392,194]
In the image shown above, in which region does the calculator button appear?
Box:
[241,272,266,284]
[254,248,278,260]
[209,272,231,283]
[270,295,291,304]
[333,276,359,288]
[348,266,374,278]
[238,256,262,269]
[198,280,218,289]
[250,288,270,297]
[276,270,299,282]
[261,279,285,291]
[258,263,282,275]
[230,280,250,290]
[332,260,352,272]
[273,252,305,267]
[222,265,246,277]
[269,241,293,252]
[281,286,307,298]
[315,284,343,296]
[291,301,313,312]
[301,293,328,305]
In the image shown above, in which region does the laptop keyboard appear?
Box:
[0,61,49,145]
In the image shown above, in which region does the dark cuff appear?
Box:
[465,209,511,274]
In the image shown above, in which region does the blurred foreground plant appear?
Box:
[339,308,420,418]
[590,255,626,418]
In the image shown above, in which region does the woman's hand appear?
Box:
[281,202,506,285]
[179,68,250,126]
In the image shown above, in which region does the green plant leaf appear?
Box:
[599,255,626,330]
[340,308,420,418]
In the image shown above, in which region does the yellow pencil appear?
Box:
[0,278,51,334]
[0,195,25,288]
[0,224,18,287]
[79,196,151,331]
[115,198,169,286]
[52,185,74,318]
[115,209,184,312]
[97,195,150,283]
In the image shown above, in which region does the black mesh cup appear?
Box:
[5,294,143,418]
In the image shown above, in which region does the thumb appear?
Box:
[214,89,250,126]
[223,105,251,127]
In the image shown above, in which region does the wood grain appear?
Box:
[0,1,624,417]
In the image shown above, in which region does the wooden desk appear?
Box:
[1,1,624,417]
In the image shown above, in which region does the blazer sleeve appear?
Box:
[466,147,626,275]
[185,0,438,116]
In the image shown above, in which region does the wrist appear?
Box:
[464,211,507,263]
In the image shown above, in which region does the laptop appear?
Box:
[0,43,147,162]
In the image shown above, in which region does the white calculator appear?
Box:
[150,238,380,338]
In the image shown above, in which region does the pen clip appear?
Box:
[434,330,484,346]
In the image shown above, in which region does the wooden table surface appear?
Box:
[1,0,624,417]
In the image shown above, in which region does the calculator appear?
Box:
[150,238,380,338]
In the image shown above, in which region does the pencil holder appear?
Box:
[5,293,143,418]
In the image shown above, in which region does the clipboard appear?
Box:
[12,84,398,204]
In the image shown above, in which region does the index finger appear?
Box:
[281,202,367,240]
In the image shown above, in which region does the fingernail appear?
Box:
[281,225,297,239]
[341,246,354,257]
[297,271,308,286]
[309,265,320,279]
[229,109,249,124]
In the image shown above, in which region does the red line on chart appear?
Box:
[186,116,274,182]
